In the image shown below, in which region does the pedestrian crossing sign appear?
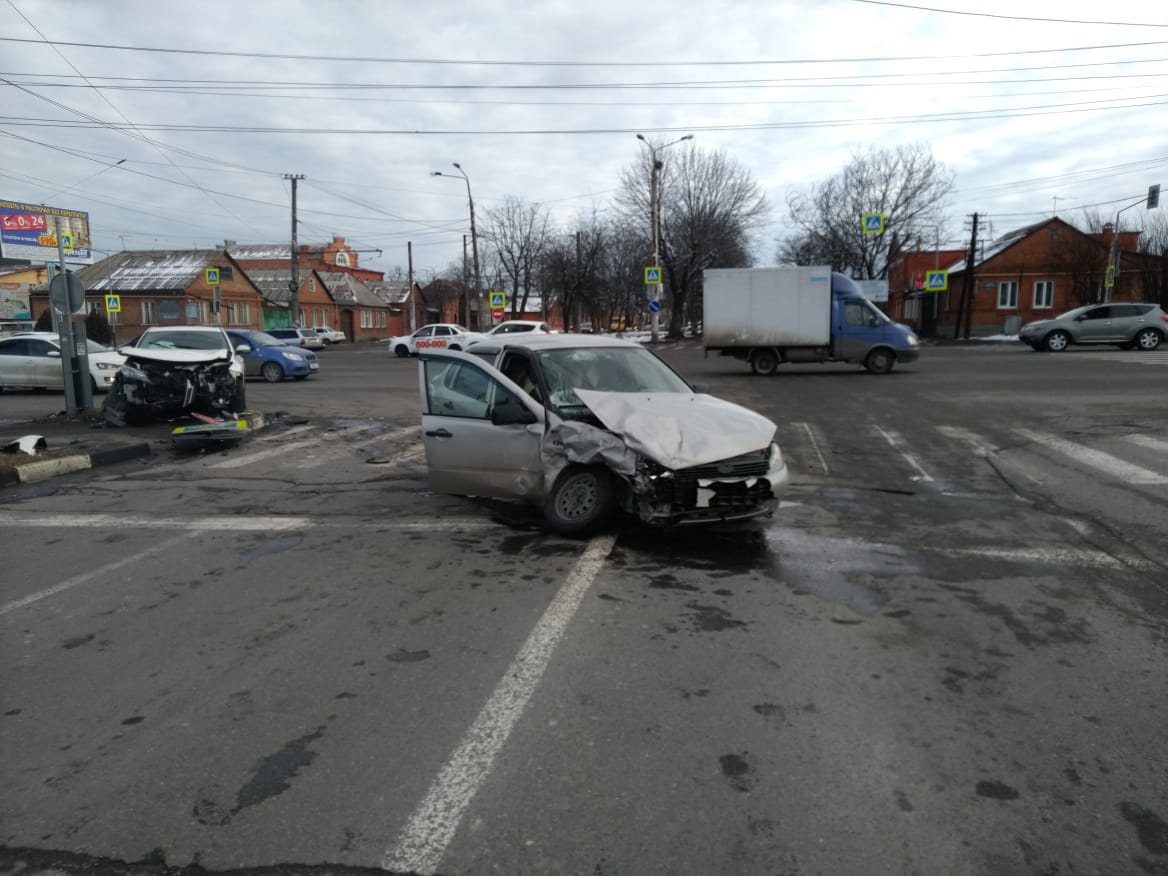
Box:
[105,294,121,313]
[644,266,662,285]
[925,270,948,291]
[863,213,884,235]
[489,291,506,309]
[205,267,220,286]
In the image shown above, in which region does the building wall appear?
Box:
[296,273,340,328]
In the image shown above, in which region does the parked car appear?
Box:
[388,323,482,357]
[416,334,789,535]
[225,329,319,382]
[482,320,555,336]
[1019,303,1167,352]
[0,332,124,393]
[104,325,245,425]
[266,327,326,350]
[312,325,346,345]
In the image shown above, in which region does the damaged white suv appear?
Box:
[418,335,789,535]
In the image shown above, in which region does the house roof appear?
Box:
[243,268,296,305]
[367,280,414,305]
[318,271,386,308]
[75,250,223,292]
[227,243,326,260]
[947,218,1057,273]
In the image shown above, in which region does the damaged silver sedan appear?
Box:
[418,335,788,535]
[103,326,247,426]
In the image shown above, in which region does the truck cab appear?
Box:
[830,274,920,373]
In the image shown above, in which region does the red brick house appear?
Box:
[885,248,967,336]
[366,279,427,337]
[316,271,390,340]
[30,250,263,338]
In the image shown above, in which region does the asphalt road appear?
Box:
[2,340,1167,876]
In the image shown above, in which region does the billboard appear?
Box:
[0,199,93,265]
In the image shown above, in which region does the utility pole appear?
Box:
[407,241,416,332]
[955,212,979,340]
[285,173,304,325]
[462,234,469,326]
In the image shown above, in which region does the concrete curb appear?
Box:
[0,411,269,487]
[0,442,152,486]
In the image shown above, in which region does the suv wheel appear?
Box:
[1135,328,1163,351]
[1044,330,1070,352]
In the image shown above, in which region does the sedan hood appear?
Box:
[573,390,777,471]
[120,347,232,366]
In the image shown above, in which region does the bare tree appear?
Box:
[780,143,954,279]
[538,211,608,330]
[483,196,552,318]
[616,142,768,336]
[1136,211,1168,308]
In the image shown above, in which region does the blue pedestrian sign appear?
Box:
[644,266,662,285]
[925,270,949,291]
[205,267,220,286]
[105,294,121,313]
[489,291,506,309]
[648,300,662,313]
[862,213,885,235]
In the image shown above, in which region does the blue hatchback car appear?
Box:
[225,329,320,382]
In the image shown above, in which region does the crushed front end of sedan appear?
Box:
[103,328,246,426]
[417,335,788,536]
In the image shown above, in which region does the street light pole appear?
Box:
[432,164,482,329]
[1105,196,1149,303]
[636,133,692,342]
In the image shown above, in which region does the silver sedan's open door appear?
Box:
[417,350,546,500]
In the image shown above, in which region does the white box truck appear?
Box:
[703,266,921,374]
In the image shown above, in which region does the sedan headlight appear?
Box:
[95,361,120,370]
[281,351,304,361]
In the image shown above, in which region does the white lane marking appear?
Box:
[873,425,934,483]
[936,425,998,458]
[926,545,1156,571]
[208,439,319,469]
[0,512,494,532]
[383,534,617,874]
[1015,428,1168,486]
[794,421,829,475]
[1126,434,1168,454]
[0,533,199,617]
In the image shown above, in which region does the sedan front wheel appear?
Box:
[261,361,285,382]
[543,465,613,537]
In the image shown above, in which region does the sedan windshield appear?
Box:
[139,331,229,351]
[536,346,692,415]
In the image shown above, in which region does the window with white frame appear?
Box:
[142,300,157,324]
[360,309,371,328]
[197,300,209,324]
[334,251,351,267]
[997,280,1019,309]
[1033,280,1053,309]
[232,302,249,325]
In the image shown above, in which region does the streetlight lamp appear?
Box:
[431,163,482,329]
[636,133,693,342]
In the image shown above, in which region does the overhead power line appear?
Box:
[846,0,1168,28]
[2,35,1167,65]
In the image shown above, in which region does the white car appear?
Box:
[417,334,789,535]
[388,323,481,357]
[0,331,125,393]
[312,325,346,344]
[482,320,555,336]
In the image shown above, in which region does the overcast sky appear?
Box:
[1,0,1164,279]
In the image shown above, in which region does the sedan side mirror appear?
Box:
[491,400,538,426]
[235,344,250,353]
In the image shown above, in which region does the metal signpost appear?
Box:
[48,217,92,414]
[206,266,221,323]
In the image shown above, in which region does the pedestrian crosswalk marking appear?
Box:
[1015,428,1168,485]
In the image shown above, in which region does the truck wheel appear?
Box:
[543,464,613,537]
[864,348,896,374]
[750,349,779,376]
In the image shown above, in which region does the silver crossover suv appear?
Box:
[1020,303,1167,352]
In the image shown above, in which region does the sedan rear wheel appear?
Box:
[261,361,284,383]
[1045,330,1070,352]
[1135,328,1162,351]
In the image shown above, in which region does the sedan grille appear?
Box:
[677,449,770,480]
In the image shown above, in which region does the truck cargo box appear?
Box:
[703,266,832,347]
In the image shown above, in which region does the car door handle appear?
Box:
[425,428,452,438]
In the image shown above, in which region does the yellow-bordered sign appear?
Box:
[489,290,506,309]
[105,294,121,313]
[205,267,220,285]
[925,270,948,291]
[644,266,662,285]
[862,213,885,235]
